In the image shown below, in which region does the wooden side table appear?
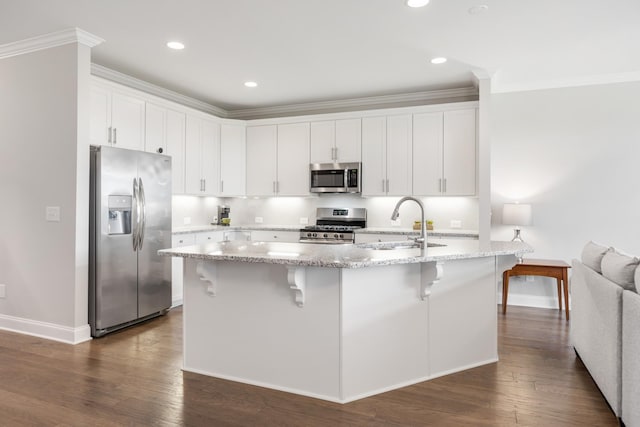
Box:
[502,259,571,320]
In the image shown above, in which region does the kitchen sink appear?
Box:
[356,241,446,251]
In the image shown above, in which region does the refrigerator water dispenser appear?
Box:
[108,195,132,235]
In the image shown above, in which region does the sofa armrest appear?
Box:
[623,290,640,425]
[571,259,623,416]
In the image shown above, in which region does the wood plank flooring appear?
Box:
[0,306,618,426]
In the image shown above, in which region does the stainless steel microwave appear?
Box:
[309,162,361,193]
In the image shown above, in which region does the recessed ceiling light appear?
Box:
[244,81,258,88]
[430,57,447,64]
[468,5,489,15]
[167,41,185,50]
[406,0,430,8]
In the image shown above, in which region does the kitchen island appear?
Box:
[160,239,531,403]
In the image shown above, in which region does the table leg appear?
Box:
[502,271,510,314]
[563,268,570,321]
[556,277,563,311]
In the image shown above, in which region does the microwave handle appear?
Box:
[344,168,349,191]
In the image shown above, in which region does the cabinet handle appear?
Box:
[386,179,390,193]
[203,179,206,192]
[113,128,117,144]
[108,127,112,143]
[443,178,447,193]
[276,181,280,193]
[382,179,386,193]
[334,147,338,161]
[221,180,224,193]
[439,178,442,193]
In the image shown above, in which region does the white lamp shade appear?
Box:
[502,203,532,226]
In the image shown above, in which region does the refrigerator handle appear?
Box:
[138,177,146,250]
[132,178,139,251]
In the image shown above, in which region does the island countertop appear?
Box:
[159,239,532,269]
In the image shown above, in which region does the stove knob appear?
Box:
[312,233,317,237]
[307,232,312,237]
[334,233,339,239]
[339,234,344,239]
[323,233,328,238]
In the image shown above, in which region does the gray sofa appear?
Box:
[571,241,640,425]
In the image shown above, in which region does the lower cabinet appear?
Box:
[171,233,197,307]
[354,233,415,244]
[249,230,300,243]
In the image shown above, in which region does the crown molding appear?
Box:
[492,71,640,94]
[91,64,228,118]
[227,87,478,120]
[0,28,104,60]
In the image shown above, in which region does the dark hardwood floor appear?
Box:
[0,305,617,426]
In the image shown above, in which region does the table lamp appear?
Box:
[502,203,532,242]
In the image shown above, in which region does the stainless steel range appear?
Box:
[299,207,366,244]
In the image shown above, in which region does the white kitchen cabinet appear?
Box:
[310,119,361,163]
[195,231,224,244]
[185,115,220,195]
[145,103,186,194]
[354,233,414,244]
[413,109,476,196]
[249,230,300,243]
[361,115,412,196]
[246,125,278,196]
[171,233,197,307]
[219,123,246,197]
[277,122,310,196]
[90,84,145,151]
[246,123,310,196]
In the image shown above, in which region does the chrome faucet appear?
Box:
[391,196,427,249]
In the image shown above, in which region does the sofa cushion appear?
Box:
[581,241,610,273]
[601,249,639,291]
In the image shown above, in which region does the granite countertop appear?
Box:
[173,224,479,238]
[159,239,531,269]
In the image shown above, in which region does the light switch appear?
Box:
[450,220,462,229]
[255,217,264,224]
[46,206,60,222]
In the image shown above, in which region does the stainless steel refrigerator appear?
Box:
[89,145,172,337]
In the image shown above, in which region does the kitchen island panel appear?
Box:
[429,256,499,377]
[341,264,430,400]
[183,260,342,401]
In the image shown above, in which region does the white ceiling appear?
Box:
[1,0,639,113]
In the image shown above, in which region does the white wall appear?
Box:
[491,81,640,308]
[0,43,91,342]
[173,195,479,231]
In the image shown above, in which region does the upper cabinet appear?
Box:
[145,103,186,194]
[246,123,310,196]
[413,109,477,196]
[361,115,413,196]
[219,123,246,197]
[90,84,145,151]
[185,115,220,196]
[310,119,361,163]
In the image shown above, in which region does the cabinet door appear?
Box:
[110,92,145,151]
[277,122,310,196]
[310,121,335,163]
[246,125,277,196]
[185,115,203,194]
[200,119,220,196]
[361,116,387,196]
[220,124,246,197]
[443,109,476,196]
[145,103,167,154]
[171,233,196,307]
[412,112,443,196]
[335,118,361,162]
[386,114,413,196]
[90,86,111,146]
[166,110,186,194]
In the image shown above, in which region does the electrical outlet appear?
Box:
[391,218,401,226]
[0,284,6,298]
[450,220,462,229]
[255,217,264,224]
[46,206,60,222]
[526,275,535,282]
[299,217,308,225]
[183,217,191,225]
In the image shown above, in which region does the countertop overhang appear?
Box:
[160,239,532,269]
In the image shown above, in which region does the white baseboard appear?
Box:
[171,297,183,308]
[497,292,571,310]
[0,313,91,344]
